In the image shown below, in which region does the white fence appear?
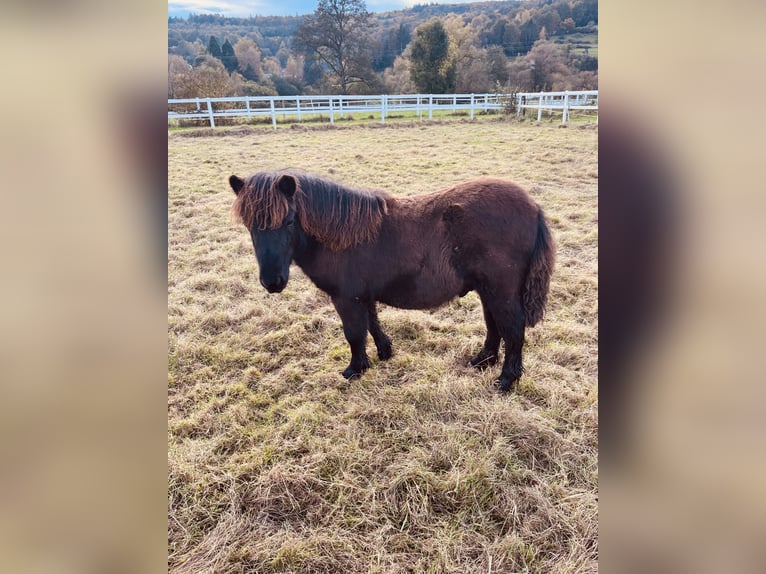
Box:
[167,91,598,129]
[515,90,599,123]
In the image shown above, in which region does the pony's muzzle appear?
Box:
[261,275,287,293]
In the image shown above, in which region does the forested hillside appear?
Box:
[168,0,597,98]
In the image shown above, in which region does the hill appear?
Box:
[169,1,597,60]
[168,0,597,97]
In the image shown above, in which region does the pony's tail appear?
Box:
[523,207,555,326]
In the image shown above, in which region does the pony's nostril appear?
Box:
[260,276,286,293]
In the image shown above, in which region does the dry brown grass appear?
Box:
[168,119,597,573]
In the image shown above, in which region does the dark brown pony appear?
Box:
[229,170,554,391]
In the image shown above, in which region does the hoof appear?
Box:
[342,357,370,379]
[342,367,362,379]
[495,377,517,393]
[469,352,498,369]
[377,345,393,361]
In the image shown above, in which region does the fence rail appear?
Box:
[167,91,598,129]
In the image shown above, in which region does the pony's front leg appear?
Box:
[367,302,392,360]
[331,297,371,379]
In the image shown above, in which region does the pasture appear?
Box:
[168,119,598,573]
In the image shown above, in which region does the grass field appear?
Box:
[552,31,599,59]
[168,118,598,573]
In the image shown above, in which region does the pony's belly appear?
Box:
[377,272,464,310]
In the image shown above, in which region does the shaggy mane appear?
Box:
[232,171,389,251]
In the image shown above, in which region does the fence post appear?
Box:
[517,94,522,118]
[245,97,251,120]
[484,94,489,112]
[470,94,475,120]
[296,98,301,122]
[563,91,570,124]
[537,92,543,121]
[269,98,277,130]
[329,97,334,125]
[381,94,386,125]
[206,99,215,128]
[339,96,344,119]
[595,92,598,124]
[429,94,433,120]
[416,95,421,119]
[452,94,457,113]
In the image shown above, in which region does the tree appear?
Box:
[534,7,561,39]
[220,39,239,73]
[395,23,412,55]
[526,40,570,91]
[409,19,456,93]
[442,15,493,93]
[373,23,412,72]
[382,54,415,94]
[234,38,263,81]
[168,54,191,98]
[507,40,572,92]
[173,56,234,99]
[485,46,510,86]
[284,54,305,84]
[207,36,222,59]
[572,0,598,27]
[560,17,576,34]
[294,0,375,94]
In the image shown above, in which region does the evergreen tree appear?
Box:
[409,19,456,93]
[207,36,222,60]
[220,39,239,73]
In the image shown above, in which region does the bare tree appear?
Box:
[294,0,375,94]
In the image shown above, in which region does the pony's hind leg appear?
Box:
[368,302,392,360]
[332,297,371,379]
[470,301,501,368]
[496,303,526,392]
[479,288,526,392]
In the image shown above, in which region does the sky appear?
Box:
[168,1,494,18]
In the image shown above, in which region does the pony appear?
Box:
[229,170,554,392]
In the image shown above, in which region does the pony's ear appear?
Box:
[229,175,245,195]
[276,174,297,198]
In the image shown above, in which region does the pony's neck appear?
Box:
[291,223,319,268]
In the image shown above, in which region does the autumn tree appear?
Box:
[560,17,576,34]
[442,15,495,93]
[234,38,263,81]
[294,0,375,94]
[170,56,235,99]
[382,54,415,93]
[409,19,456,93]
[506,40,572,92]
[168,54,191,98]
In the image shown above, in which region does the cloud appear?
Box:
[168,1,270,18]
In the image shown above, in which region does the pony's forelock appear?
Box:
[230,172,298,230]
